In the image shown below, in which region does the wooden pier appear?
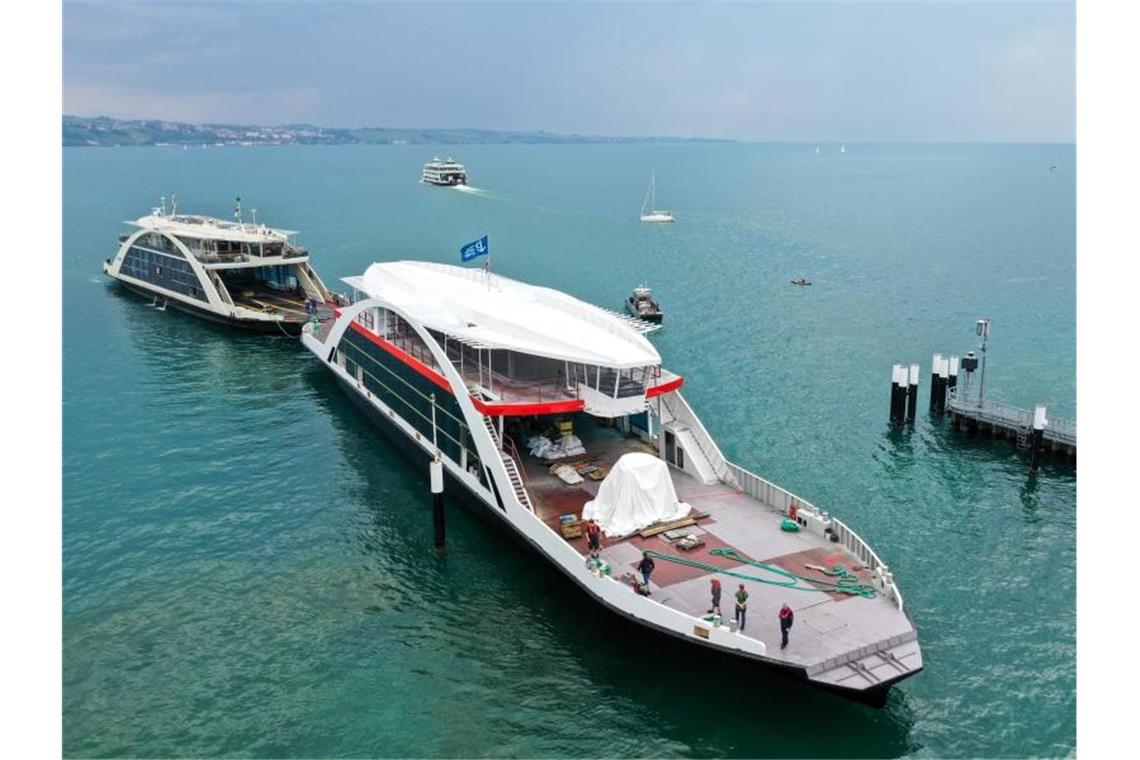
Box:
[945,388,1076,460]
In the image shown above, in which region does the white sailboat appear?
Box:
[639,172,675,223]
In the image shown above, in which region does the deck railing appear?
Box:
[725,461,814,516]
[725,460,904,612]
[827,517,904,612]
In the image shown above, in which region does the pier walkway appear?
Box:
[946,389,1076,455]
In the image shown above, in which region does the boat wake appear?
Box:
[452,184,488,196]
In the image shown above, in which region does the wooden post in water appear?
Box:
[430,456,445,549]
[906,363,920,423]
[889,364,906,425]
[936,356,950,414]
[1030,405,1047,472]
[930,354,943,411]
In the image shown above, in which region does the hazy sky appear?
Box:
[63,1,1075,142]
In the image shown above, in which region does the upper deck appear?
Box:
[346,262,659,369]
[127,213,308,267]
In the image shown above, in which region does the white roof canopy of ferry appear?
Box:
[347,261,662,369]
[128,215,296,243]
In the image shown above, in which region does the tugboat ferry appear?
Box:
[421,157,468,186]
[302,261,921,705]
[103,198,341,334]
[625,284,664,323]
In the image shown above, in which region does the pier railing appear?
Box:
[947,388,1076,446]
[725,460,905,612]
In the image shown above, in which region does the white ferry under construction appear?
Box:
[302,261,922,704]
[421,157,468,186]
[103,198,341,334]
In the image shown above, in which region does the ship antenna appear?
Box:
[159,195,167,216]
[251,208,258,226]
[170,192,177,216]
[234,195,242,224]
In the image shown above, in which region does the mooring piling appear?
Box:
[430,456,445,549]
[930,353,944,411]
[1029,405,1047,472]
[935,355,950,414]
[889,364,906,424]
[906,363,919,422]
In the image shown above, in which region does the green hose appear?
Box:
[643,547,878,599]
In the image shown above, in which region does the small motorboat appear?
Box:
[625,284,663,323]
[791,277,812,286]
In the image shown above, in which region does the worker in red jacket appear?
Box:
[708,578,722,616]
[585,519,601,553]
[779,603,794,649]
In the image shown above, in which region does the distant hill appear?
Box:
[63,115,731,147]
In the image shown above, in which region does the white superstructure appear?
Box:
[303,261,921,703]
[103,199,338,333]
[421,157,468,186]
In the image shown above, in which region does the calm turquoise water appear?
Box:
[63,143,1075,758]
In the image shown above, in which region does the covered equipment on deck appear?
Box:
[582,453,690,537]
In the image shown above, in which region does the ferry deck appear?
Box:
[508,414,921,696]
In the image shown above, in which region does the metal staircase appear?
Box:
[482,416,534,511]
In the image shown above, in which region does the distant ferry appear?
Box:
[103,198,340,334]
[422,157,468,186]
[302,261,921,705]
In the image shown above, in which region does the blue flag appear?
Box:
[460,235,489,263]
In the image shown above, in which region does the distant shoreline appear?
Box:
[63,115,733,148]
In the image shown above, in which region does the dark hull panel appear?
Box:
[115,279,306,335]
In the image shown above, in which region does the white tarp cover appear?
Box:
[582,453,690,537]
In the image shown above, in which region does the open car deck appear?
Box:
[511,416,921,692]
[226,284,337,324]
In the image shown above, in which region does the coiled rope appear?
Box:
[643,547,878,598]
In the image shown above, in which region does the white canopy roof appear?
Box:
[346,261,661,369]
[582,453,691,537]
[129,214,297,243]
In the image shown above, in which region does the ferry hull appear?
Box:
[328,372,910,708]
[114,278,308,335]
[422,177,468,186]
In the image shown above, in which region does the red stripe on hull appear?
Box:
[349,321,453,392]
[346,320,588,417]
[646,375,685,398]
